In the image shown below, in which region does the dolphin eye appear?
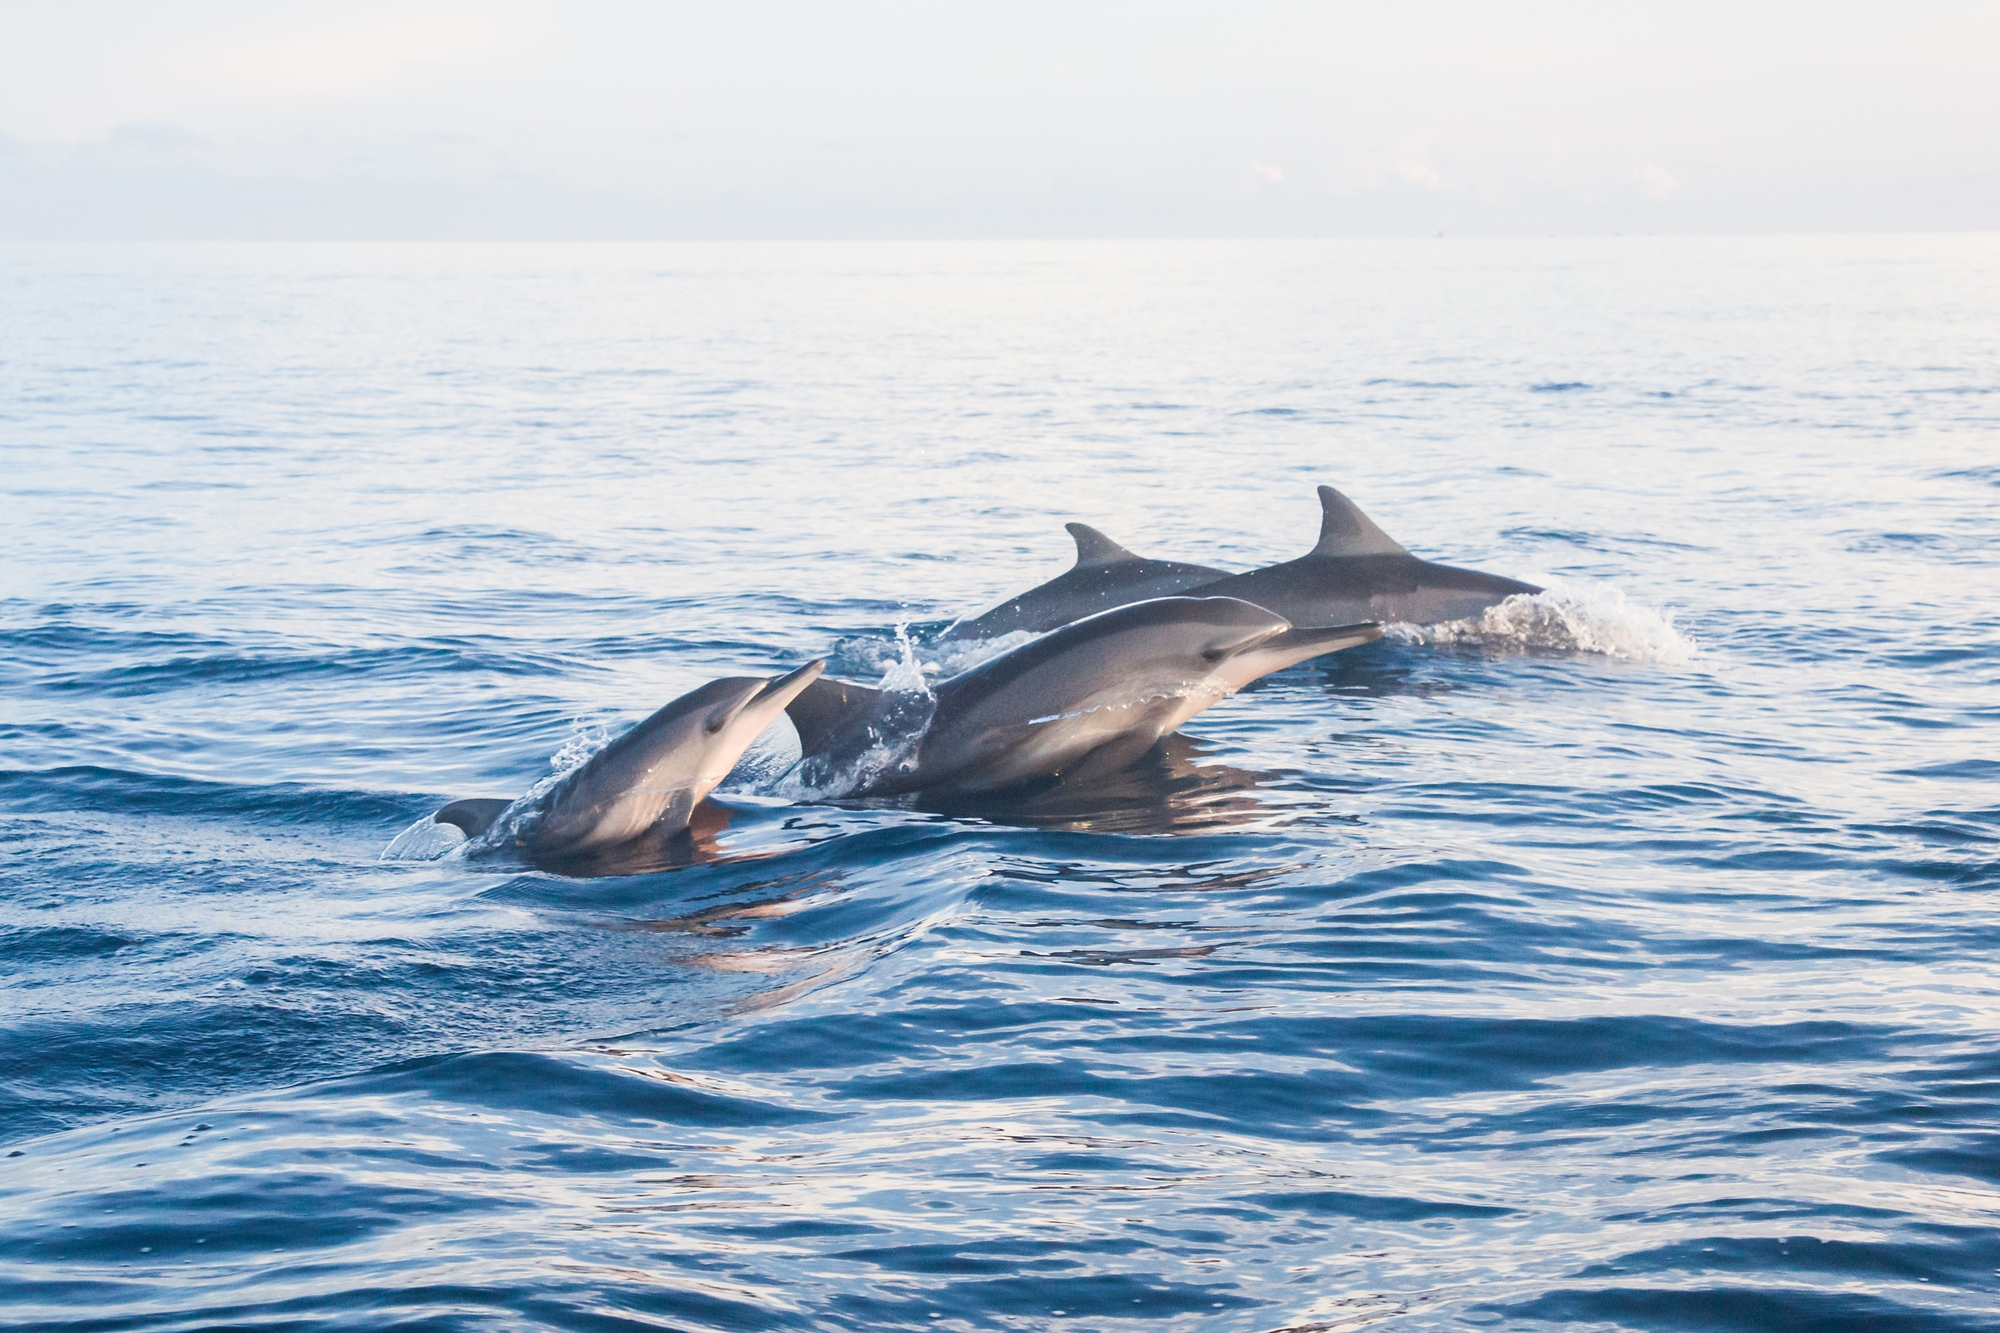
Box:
[704,711,731,735]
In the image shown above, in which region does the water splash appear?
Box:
[753,624,942,802]
[383,714,620,860]
[547,717,617,778]
[379,813,468,861]
[1392,585,1696,664]
[833,623,1033,683]
[924,628,1037,677]
[878,621,934,694]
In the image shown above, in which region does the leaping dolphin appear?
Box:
[1188,486,1540,627]
[790,597,1381,797]
[942,523,1231,640]
[386,661,825,862]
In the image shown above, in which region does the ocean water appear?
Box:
[2,235,1997,1331]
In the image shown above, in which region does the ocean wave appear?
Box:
[10,237,1997,1333]
[0,765,414,824]
[24,640,573,697]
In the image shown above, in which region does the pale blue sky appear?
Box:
[2,1,1995,239]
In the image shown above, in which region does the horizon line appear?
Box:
[3,228,1997,245]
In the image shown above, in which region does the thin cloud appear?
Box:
[1633,161,1679,200]
[1,2,1994,238]
[199,19,498,100]
[1397,161,1443,190]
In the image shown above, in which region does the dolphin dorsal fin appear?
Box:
[1311,486,1409,557]
[1066,522,1141,568]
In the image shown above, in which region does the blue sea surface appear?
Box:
[2,236,1997,1330]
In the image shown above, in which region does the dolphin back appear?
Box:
[907,597,1294,794]
[934,596,1286,723]
[1185,485,1541,627]
[516,677,762,853]
[944,524,1231,640]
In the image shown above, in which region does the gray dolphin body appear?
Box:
[395,661,825,861]
[942,523,1230,640]
[1189,486,1541,627]
[789,597,1381,797]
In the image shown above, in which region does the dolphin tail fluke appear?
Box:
[784,677,887,759]
[1065,522,1142,568]
[1311,486,1410,558]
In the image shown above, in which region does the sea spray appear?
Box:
[759,622,942,802]
[383,713,620,861]
[1391,584,1695,665]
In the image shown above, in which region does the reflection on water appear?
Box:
[916,732,1276,834]
[520,798,739,877]
[1312,637,1466,700]
[518,733,1278,878]
[617,870,842,937]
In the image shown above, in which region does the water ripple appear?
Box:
[4,236,1999,1331]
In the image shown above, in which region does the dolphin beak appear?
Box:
[737,659,827,731]
[1247,622,1384,669]
[1205,621,1383,694]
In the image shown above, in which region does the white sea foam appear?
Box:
[926,629,1037,677]
[837,625,1035,683]
[877,623,940,697]
[1391,585,1695,665]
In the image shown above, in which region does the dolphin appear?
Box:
[788,597,1381,797]
[386,661,825,863]
[942,522,1231,640]
[1188,486,1541,627]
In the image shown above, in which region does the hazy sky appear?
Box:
[3,1,1995,239]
